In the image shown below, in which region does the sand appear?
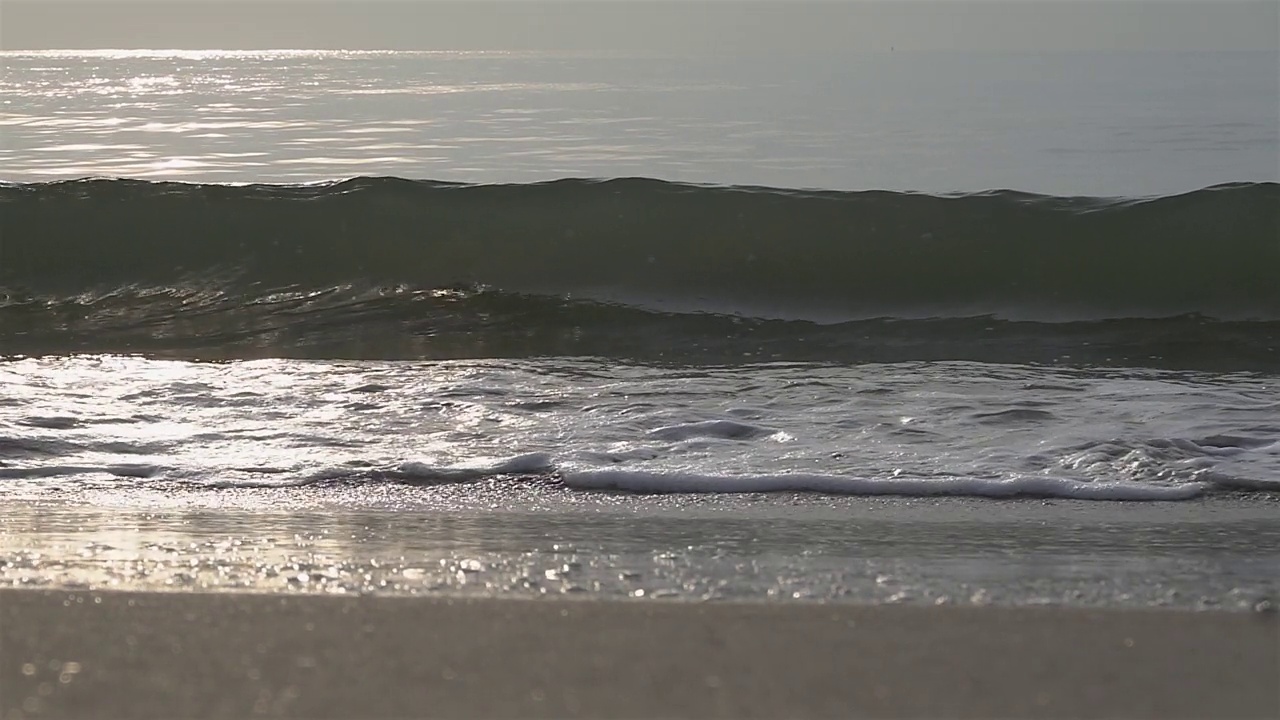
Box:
[2,588,1276,719]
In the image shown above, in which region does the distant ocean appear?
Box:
[1,50,1277,608]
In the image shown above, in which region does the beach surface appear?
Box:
[2,588,1276,719]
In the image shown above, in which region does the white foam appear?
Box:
[396,452,554,482]
[560,469,1209,500]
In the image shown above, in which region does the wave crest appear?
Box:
[4,177,1276,320]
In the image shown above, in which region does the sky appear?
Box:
[2,0,1277,54]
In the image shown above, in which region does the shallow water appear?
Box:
[3,497,1277,610]
[3,356,1277,499]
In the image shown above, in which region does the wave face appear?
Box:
[2,177,1277,366]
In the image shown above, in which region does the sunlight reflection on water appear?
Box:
[2,49,1275,192]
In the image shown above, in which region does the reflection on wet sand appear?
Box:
[3,496,1276,611]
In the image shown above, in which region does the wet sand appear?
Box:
[2,588,1276,719]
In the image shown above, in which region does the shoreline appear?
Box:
[5,496,1277,612]
[3,588,1277,719]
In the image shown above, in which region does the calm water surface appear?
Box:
[2,49,1276,194]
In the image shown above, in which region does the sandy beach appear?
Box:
[2,588,1276,719]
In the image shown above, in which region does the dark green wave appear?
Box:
[1,177,1277,367]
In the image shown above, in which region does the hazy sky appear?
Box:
[2,1,1277,53]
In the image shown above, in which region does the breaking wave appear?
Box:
[2,177,1277,367]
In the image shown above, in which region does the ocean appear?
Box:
[1,49,1277,610]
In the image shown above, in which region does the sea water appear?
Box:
[1,50,1277,608]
